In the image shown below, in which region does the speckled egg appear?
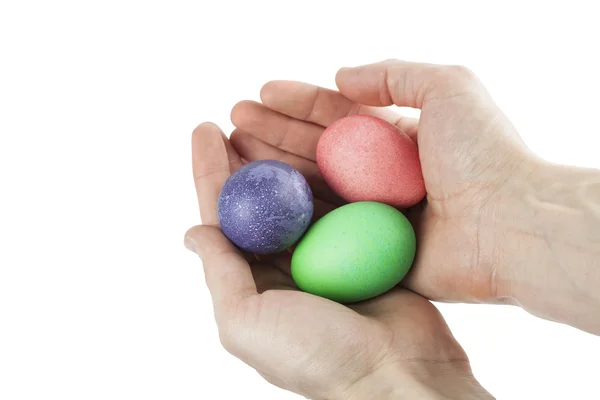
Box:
[291,202,416,303]
[316,115,426,208]
[217,160,313,254]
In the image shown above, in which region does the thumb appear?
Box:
[184,225,257,315]
[335,59,485,109]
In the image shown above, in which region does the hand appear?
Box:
[229,60,529,305]
[230,59,600,334]
[334,61,600,334]
[184,123,493,399]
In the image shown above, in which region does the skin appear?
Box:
[185,59,600,398]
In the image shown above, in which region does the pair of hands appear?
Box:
[184,60,536,399]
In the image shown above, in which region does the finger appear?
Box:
[221,132,244,173]
[185,225,257,316]
[362,108,419,143]
[260,80,419,141]
[335,59,485,109]
[230,129,345,205]
[192,122,230,226]
[260,80,355,127]
[231,100,323,161]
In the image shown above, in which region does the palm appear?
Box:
[406,93,527,303]
[235,284,466,397]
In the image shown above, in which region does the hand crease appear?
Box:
[194,168,227,182]
[305,87,321,121]
[382,66,393,105]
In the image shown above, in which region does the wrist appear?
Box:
[495,156,600,333]
[337,360,493,400]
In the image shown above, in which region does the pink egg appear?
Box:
[316,115,426,208]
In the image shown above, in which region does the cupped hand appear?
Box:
[184,123,491,399]
[229,60,532,305]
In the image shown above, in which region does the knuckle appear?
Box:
[215,301,248,355]
[445,64,476,81]
[430,64,479,99]
[215,295,259,357]
[184,225,201,241]
[218,330,233,352]
[217,320,238,353]
[444,65,479,89]
[381,58,401,65]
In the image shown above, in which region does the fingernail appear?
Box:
[184,236,197,254]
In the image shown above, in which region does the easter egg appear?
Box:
[218,160,313,254]
[291,202,416,303]
[316,115,426,208]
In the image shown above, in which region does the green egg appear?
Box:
[291,202,416,303]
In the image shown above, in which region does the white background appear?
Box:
[1,1,599,399]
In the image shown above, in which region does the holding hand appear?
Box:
[185,123,492,399]
[231,60,600,334]
[186,58,600,398]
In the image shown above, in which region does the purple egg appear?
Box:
[218,160,314,254]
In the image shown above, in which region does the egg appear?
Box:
[218,160,313,254]
[291,202,416,303]
[316,115,426,208]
